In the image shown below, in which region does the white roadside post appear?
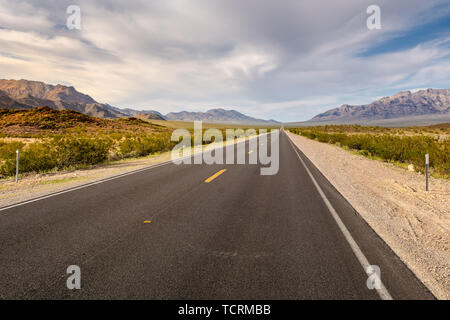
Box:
[15,149,20,183]
[425,154,429,192]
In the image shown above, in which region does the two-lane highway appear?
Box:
[0,131,434,299]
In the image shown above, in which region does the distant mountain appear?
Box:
[0,89,31,110]
[165,108,278,124]
[135,112,166,121]
[0,79,278,124]
[0,79,129,118]
[311,89,450,122]
[107,106,166,120]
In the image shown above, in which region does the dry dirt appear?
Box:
[287,131,449,300]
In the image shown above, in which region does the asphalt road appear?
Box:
[0,130,434,299]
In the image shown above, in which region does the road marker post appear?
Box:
[425,154,429,192]
[15,149,20,183]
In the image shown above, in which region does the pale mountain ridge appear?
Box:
[312,89,450,122]
[109,106,166,120]
[165,108,278,124]
[135,112,166,121]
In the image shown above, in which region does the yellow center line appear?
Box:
[144,220,152,224]
[204,169,227,183]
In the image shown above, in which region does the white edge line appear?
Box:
[0,161,171,212]
[284,130,393,300]
[0,132,269,212]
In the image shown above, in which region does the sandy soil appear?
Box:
[287,131,449,300]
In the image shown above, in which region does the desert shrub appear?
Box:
[52,136,112,168]
[0,127,273,178]
[290,127,449,178]
[15,143,57,174]
[0,141,57,176]
[0,141,25,159]
[119,133,175,158]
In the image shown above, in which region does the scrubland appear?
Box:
[0,107,268,178]
[289,124,449,179]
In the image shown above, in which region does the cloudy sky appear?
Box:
[0,0,449,121]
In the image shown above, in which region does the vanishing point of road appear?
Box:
[0,130,434,299]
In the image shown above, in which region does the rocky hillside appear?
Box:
[0,79,166,120]
[312,89,450,122]
[107,106,166,120]
[135,112,166,121]
[0,106,166,136]
[0,90,31,110]
[165,108,278,124]
[0,79,129,118]
[0,79,277,124]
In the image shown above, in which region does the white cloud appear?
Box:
[0,0,449,121]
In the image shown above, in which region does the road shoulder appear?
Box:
[286,131,449,300]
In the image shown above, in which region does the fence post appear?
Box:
[15,149,20,183]
[425,154,429,192]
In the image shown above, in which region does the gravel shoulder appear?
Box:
[0,152,174,208]
[287,131,449,300]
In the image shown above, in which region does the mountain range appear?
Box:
[2,79,449,126]
[165,109,278,124]
[0,79,130,118]
[0,79,276,124]
[311,89,450,124]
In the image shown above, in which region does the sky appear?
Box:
[0,0,449,122]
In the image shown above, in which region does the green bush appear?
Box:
[52,136,112,168]
[0,127,271,178]
[119,133,175,158]
[0,142,57,176]
[290,128,449,178]
[0,141,25,159]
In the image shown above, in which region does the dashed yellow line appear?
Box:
[205,169,227,183]
[144,220,152,224]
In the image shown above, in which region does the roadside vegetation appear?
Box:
[0,107,176,177]
[0,107,270,178]
[289,125,449,179]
